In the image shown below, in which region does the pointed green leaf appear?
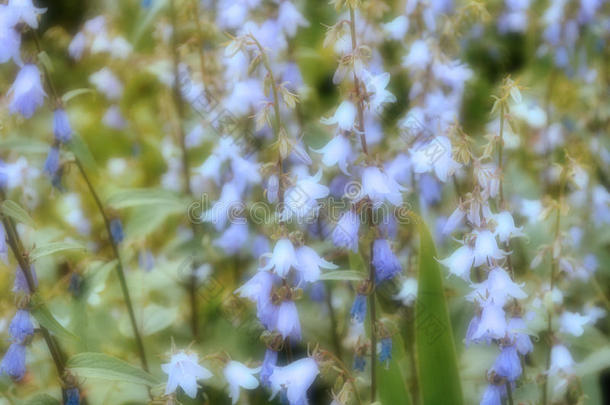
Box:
[320,270,365,281]
[62,88,95,104]
[30,241,87,261]
[415,219,463,405]
[30,296,79,342]
[106,188,185,210]
[66,352,159,386]
[68,133,98,174]
[24,394,61,405]
[1,200,35,227]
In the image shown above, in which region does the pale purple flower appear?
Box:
[490,345,522,381]
[472,302,507,341]
[68,32,86,60]
[410,136,460,183]
[493,211,524,243]
[269,357,319,405]
[90,68,123,100]
[363,71,396,111]
[0,343,26,380]
[439,244,475,280]
[236,270,278,329]
[356,166,404,206]
[312,135,352,175]
[53,109,72,143]
[277,1,309,37]
[549,344,575,375]
[9,310,33,343]
[260,238,298,278]
[442,205,465,235]
[223,361,260,404]
[8,0,46,29]
[480,384,504,405]
[281,170,329,221]
[102,105,127,130]
[507,317,533,355]
[372,239,402,282]
[215,222,249,255]
[559,311,591,337]
[260,349,278,387]
[383,16,409,40]
[473,230,507,267]
[161,351,213,398]
[468,267,526,306]
[321,100,357,132]
[332,210,360,252]
[0,6,21,65]
[275,300,301,341]
[8,64,46,118]
[295,245,337,284]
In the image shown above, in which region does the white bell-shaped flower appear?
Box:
[468,267,526,306]
[494,211,524,243]
[269,357,319,405]
[356,166,404,206]
[439,244,475,280]
[321,100,357,132]
[549,344,575,375]
[558,311,591,337]
[473,230,508,266]
[311,135,352,175]
[260,238,298,278]
[223,361,260,404]
[162,351,213,398]
[295,245,337,284]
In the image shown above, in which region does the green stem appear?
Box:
[74,160,149,373]
[169,0,202,341]
[506,381,514,405]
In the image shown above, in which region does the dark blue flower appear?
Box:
[65,388,80,405]
[110,218,124,244]
[1,343,26,380]
[372,239,402,283]
[53,109,72,143]
[350,294,367,324]
[353,355,365,371]
[379,337,392,364]
[44,146,60,177]
[9,310,34,343]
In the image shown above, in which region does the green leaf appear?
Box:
[30,297,79,341]
[68,132,98,175]
[376,334,412,405]
[415,219,463,405]
[66,352,159,386]
[106,188,185,210]
[62,88,95,104]
[0,136,49,154]
[319,270,365,281]
[119,304,179,337]
[30,241,87,261]
[24,394,61,405]
[1,200,35,227]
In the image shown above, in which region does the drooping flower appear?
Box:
[489,345,522,382]
[312,135,352,175]
[295,245,337,284]
[507,317,533,355]
[260,238,298,278]
[356,166,404,206]
[161,350,213,398]
[53,109,73,143]
[0,343,26,380]
[558,311,591,337]
[214,222,249,255]
[321,100,357,132]
[350,294,367,324]
[383,15,409,40]
[353,355,366,371]
[363,71,396,112]
[467,267,527,307]
[0,6,21,65]
[277,1,309,37]
[13,265,37,293]
[480,383,505,405]
[548,344,575,375]
[472,302,507,341]
[442,205,465,235]
[493,211,524,243]
[260,349,278,387]
[275,300,301,341]
[410,136,460,183]
[8,0,46,29]
[472,230,507,266]
[281,170,329,221]
[269,357,319,405]
[43,146,60,177]
[109,218,124,244]
[439,244,475,280]
[236,270,278,329]
[372,239,402,283]
[394,277,418,306]
[379,337,392,364]
[223,360,260,404]
[9,310,34,343]
[332,210,360,252]
[8,64,46,118]
[89,68,123,100]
